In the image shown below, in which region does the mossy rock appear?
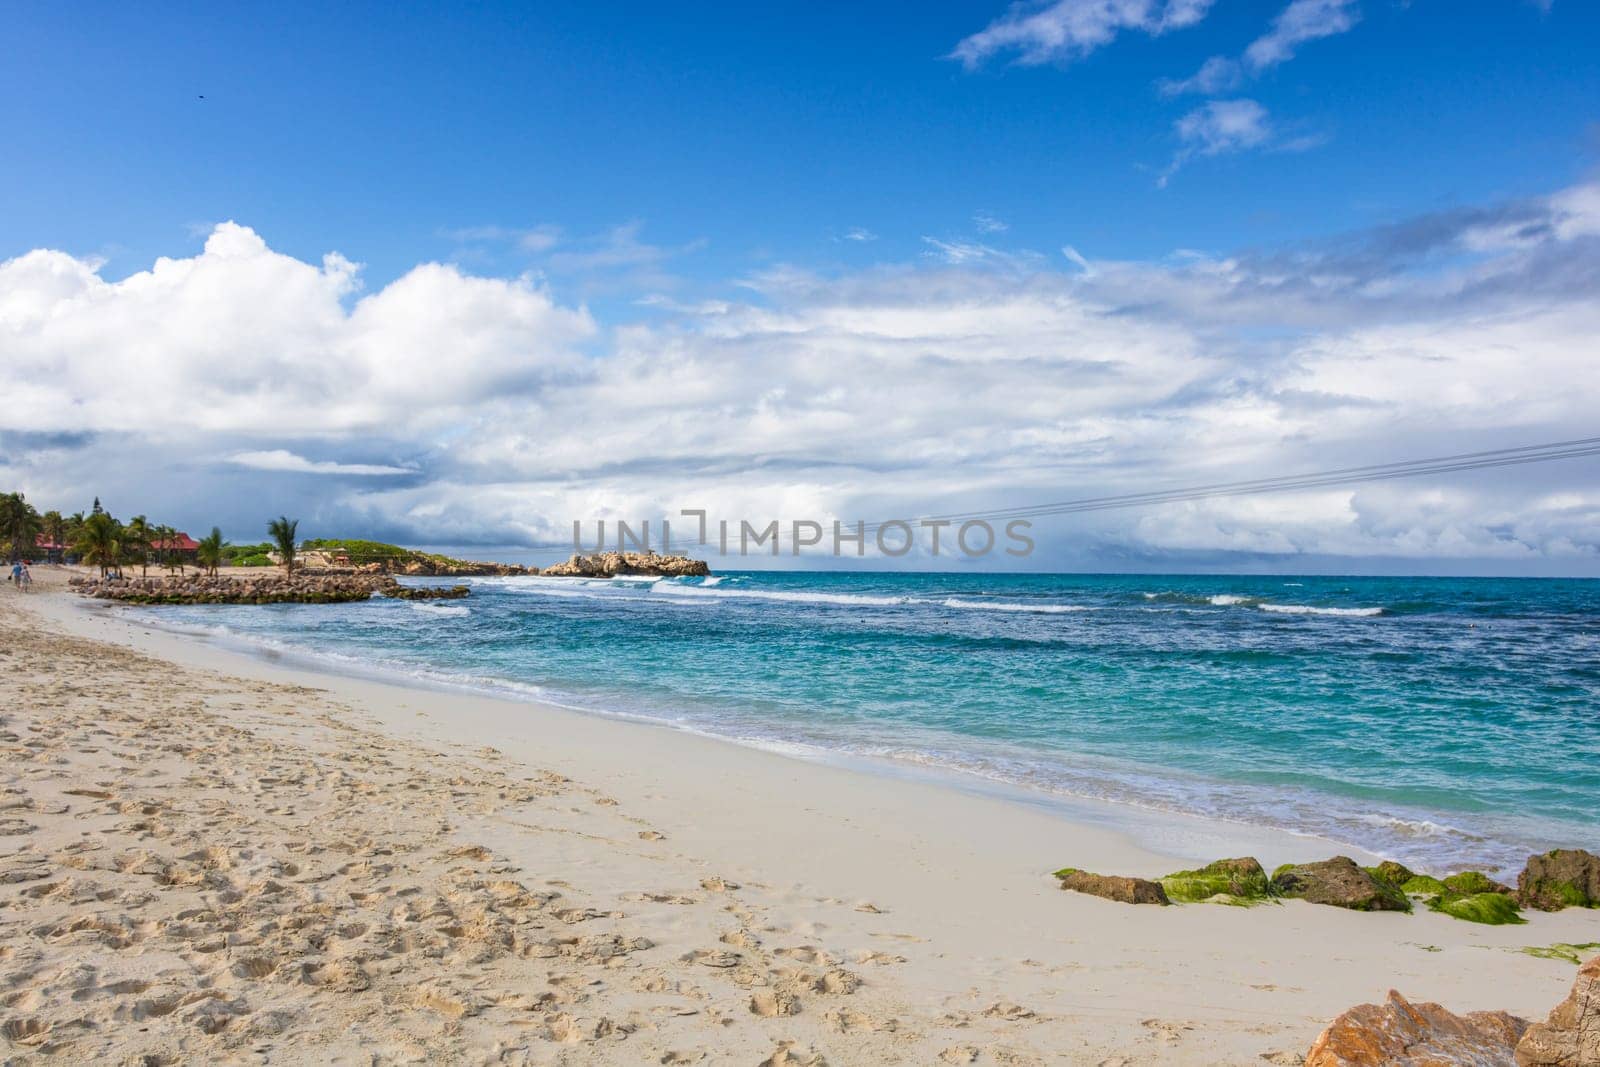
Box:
[1517,849,1600,911]
[1161,857,1274,905]
[1442,870,1511,896]
[1427,892,1526,925]
[1271,856,1411,912]
[1370,860,1415,887]
[1399,875,1449,897]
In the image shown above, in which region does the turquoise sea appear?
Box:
[141,572,1600,876]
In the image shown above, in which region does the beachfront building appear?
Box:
[153,531,201,566]
[33,535,65,563]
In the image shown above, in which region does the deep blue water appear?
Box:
[142,572,1600,875]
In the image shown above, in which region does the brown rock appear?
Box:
[1272,856,1411,912]
[1305,989,1528,1066]
[1518,850,1600,911]
[1516,953,1600,1066]
[542,551,711,579]
[1054,868,1169,905]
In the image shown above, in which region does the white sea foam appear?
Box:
[1258,603,1383,617]
[650,585,914,607]
[408,602,471,617]
[1208,594,1252,606]
[939,598,1091,614]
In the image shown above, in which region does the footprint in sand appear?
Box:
[748,989,802,1017]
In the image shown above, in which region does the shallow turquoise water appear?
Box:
[145,572,1600,875]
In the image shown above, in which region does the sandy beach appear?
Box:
[2,566,1596,1065]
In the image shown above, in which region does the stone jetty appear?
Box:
[69,574,466,605]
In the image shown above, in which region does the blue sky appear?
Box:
[3,1,1599,572]
[7,2,1593,299]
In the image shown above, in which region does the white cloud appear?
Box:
[974,212,1009,234]
[545,221,702,272]
[841,227,878,243]
[1243,0,1361,71]
[1175,99,1271,154]
[226,450,416,476]
[1157,0,1359,100]
[951,0,1215,69]
[1158,55,1242,97]
[443,224,562,253]
[1160,99,1271,184]
[0,222,595,438]
[4,180,1600,569]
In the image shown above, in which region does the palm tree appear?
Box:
[196,527,226,577]
[74,512,122,577]
[267,516,300,577]
[124,515,153,576]
[158,524,188,574]
[0,493,42,562]
[41,511,65,562]
[64,512,86,563]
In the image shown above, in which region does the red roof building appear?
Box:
[153,532,202,554]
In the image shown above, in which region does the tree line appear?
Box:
[0,492,303,578]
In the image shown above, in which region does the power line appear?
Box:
[527,434,1599,551]
[853,435,1600,535]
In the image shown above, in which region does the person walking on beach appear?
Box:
[9,561,20,591]
[18,562,32,593]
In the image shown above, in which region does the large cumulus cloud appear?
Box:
[2,181,1598,571]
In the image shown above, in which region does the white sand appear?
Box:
[3,567,1595,1064]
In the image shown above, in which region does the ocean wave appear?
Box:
[499,583,711,608]
[650,585,915,608]
[1350,811,1484,841]
[1258,603,1383,617]
[408,602,471,617]
[1141,591,1381,616]
[939,597,1091,614]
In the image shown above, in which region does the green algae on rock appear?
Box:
[1271,857,1411,912]
[1441,870,1513,896]
[1517,849,1600,911]
[1428,891,1526,925]
[1521,942,1600,965]
[1398,874,1449,897]
[1160,857,1275,905]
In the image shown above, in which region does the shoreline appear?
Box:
[54,587,1387,877]
[6,569,1599,1063]
[79,574,1576,880]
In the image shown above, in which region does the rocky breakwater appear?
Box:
[541,551,711,578]
[70,575,468,605]
[391,559,533,577]
[379,583,470,600]
[300,560,533,578]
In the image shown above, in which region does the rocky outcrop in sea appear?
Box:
[540,552,711,578]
